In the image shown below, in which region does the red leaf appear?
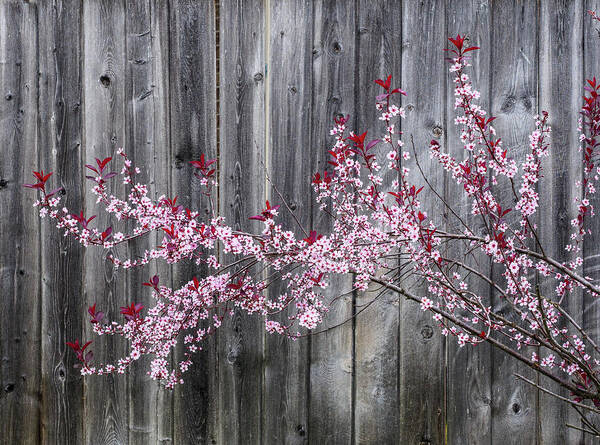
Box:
[66,340,80,352]
[448,34,465,52]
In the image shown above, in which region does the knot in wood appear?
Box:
[421,325,433,339]
[331,41,342,54]
[99,74,111,88]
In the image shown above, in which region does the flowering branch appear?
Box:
[25,13,600,434]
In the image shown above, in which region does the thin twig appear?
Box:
[514,374,600,415]
[410,134,470,232]
[565,423,600,437]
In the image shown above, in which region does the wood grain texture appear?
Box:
[124,1,173,443]
[36,1,86,443]
[353,1,401,443]
[263,1,312,444]
[539,1,585,443]
[218,0,264,443]
[4,1,600,443]
[82,1,129,443]
[309,1,356,443]
[168,1,218,444]
[147,1,175,443]
[0,2,41,444]
[445,2,493,443]
[489,2,539,444]
[583,1,600,443]
[399,1,446,443]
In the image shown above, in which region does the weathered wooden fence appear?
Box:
[1,0,599,443]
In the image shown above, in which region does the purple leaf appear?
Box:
[365,139,381,151]
[46,187,64,198]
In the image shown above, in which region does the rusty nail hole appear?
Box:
[99,75,111,87]
[432,126,443,138]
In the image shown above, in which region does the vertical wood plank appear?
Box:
[82,1,129,443]
[583,1,600,443]
[37,1,86,443]
[218,0,265,443]
[0,2,41,444]
[168,1,219,443]
[263,1,312,443]
[148,1,175,442]
[309,1,356,443]
[539,1,584,443]
[399,1,446,443]
[445,1,493,443]
[488,2,539,443]
[124,0,173,443]
[353,1,401,443]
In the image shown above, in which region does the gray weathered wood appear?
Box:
[353,1,401,443]
[218,0,265,443]
[489,2,539,443]
[4,1,600,443]
[0,2,41,444]
[124,1,173,443]
[539,1,585,443]
[82,1,129,443]
[583,1,600,443]
[309,1,356,443]
[147,1,175,442]
[445,2,493,443]
[263,1,312,443]
[37,1,86,443]
[168,1,218,444]
[399,1,446,443]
